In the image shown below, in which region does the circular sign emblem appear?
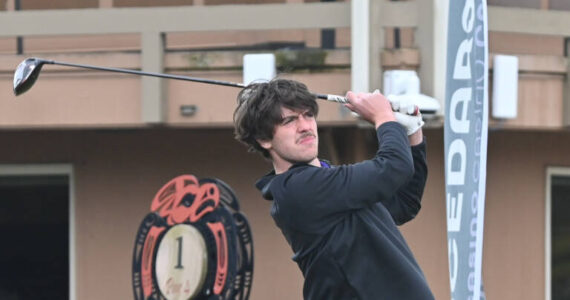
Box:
[132,175,253,300]
[155,224,208,299]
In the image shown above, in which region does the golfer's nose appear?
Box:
[297,115,312,131]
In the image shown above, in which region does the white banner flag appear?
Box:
[444,0,488,299]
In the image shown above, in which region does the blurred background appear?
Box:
[0,0,570,299]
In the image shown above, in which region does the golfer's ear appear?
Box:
[257,139,272,150]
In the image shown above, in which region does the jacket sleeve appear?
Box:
[270,122,415,233]
[380,139,428,225]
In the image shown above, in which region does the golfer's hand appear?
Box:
[386,95,424,135]
[344,91,396,128]
[394,112,424,135]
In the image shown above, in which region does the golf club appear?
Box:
[13,57,350,101]
[13,57,420,115]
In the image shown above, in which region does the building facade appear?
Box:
[1,0,570,299]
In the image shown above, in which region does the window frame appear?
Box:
[0,164,75,300]
[545,166,570,300]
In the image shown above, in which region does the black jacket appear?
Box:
[256,122,434,300]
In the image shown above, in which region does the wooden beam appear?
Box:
[489,53,567,74]
[0,2,351,37]
[488,6,570,37]
[379,1,418,28]
[381,48,420,69]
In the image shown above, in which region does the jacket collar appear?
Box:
[255,159,332,201]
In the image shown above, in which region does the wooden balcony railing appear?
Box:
[0,2,568,129]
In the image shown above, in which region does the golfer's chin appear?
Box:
[288,149,318,165]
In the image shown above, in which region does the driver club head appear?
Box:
[13,58,48,96]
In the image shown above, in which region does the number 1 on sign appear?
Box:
[155,224,209,299]
[175,236,183,269]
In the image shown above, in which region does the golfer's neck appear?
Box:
[273,157,321,174]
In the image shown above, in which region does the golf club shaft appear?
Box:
[46,60,349,103]
[29,58,420,115]
[48,60,247,89]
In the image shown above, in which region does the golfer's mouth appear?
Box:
[298,134,315,144]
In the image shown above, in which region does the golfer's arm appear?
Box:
[277,123,414,232]
[408,128,423,146]
[382,139,428,225]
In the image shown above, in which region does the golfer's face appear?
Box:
[269,106,318,164]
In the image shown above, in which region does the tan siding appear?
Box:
[482,130,570,299]
[0,73,142,128]
[490,32,564,56]
[0,38,16,53]
[489,73,565,129]
[20,34,140,53]
[167,29,323,50]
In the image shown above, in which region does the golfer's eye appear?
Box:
[282,116,296,125]
[304,112,315,118]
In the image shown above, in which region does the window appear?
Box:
[0,165,74,300]
[547,167,570,300]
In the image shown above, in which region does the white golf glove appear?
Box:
[393,111,424,135]
[387,94,425,135]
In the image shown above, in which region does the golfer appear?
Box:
[233,79,434,299]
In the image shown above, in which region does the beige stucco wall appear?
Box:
[1,127,568,299]
[483,130,570,299]
[0,67,355,128]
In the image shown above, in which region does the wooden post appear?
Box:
[5,0,15,10]
[99,0,113,8]
[141,32,166,124]
[351,0,372,93]
[370,0,384,91]
[415,0,447,110]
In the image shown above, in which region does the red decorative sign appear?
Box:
[132,175,254,300]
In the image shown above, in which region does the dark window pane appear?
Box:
[552,175,570,300]
[0,176,69,300]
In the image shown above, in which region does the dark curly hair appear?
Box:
[233,79,319,158]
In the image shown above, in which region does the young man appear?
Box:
[233,79,434,299]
